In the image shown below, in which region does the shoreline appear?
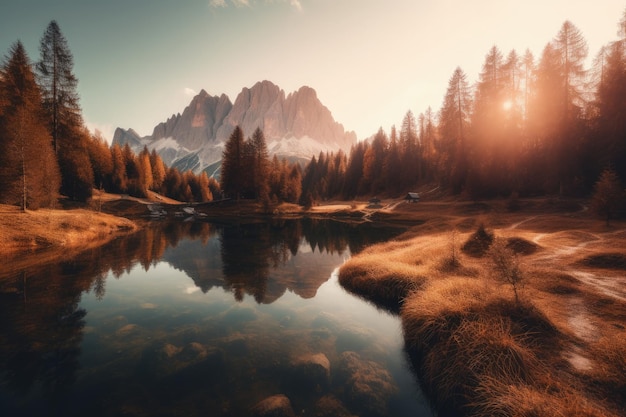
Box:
[2,197,625,415]
[0,205,139,270]
[337,206,626,417]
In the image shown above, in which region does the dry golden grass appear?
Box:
[0,204,137,260]
[337,201,626,417]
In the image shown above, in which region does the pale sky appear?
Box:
[1,0,623,142]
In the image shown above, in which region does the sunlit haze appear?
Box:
[1,0,623,142]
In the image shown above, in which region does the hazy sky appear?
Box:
[1,1,623,142]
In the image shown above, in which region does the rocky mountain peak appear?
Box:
[113,81,356,174]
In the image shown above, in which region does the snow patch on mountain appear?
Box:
[267,136,343,159]
[113,81,356,175]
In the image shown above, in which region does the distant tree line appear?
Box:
[0,21,220,209]
[3,14,626,213]
[301,13,626,204]
[220,125,302,205]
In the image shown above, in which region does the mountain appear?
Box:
[113,80,357,175]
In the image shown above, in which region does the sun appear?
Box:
[502,100,513,111]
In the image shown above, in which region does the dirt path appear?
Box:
[522,227,626,371]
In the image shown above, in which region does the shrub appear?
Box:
[461,223,494,257]
[591,168,625,226]
[489,238,524,304]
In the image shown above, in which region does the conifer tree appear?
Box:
[221,126,245,199]
[400,110,420,185]
[593,14,626,181]
[252,127,270,198]
[0,41,60,210]
[150,149,166,191]
[591,168,624,225]
[383,125,402,193]
[37,20,81,153]
[37,20,93,201]
[438,67,472,191]
[88,130,113,190]
[110,143,127,193]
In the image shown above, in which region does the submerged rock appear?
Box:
[291,352,331,391]
[115,323,139,336]
[138,341,222,378]
[251,394,295,417]
[313,395,357,417]
[179,342,208,362]
[336,351,397,416]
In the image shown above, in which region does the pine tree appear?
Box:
[591,168,624,225]
[400,110,420,185]
[593,13,626,181]
[438,67,472,191]
[110,143,127,194]
[248,127,270,200]
[37,21,93,201]
[221,126,245,199]
[37,20,81,153]
[554,21,588,125]
[0,41,60,210]
[87,130,113,190]
[382,125,402,193]
[139,146,153,193]
[420,107,437,181]
[150,149,166,191]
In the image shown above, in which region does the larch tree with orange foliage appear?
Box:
[0,42,60,210]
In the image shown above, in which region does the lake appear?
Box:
[0,218,433,417]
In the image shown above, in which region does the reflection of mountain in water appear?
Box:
[161,219,404,304]
[0,218,405,414]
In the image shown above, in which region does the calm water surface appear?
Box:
[0,219,432,417]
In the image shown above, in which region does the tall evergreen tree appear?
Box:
[554,21,588,125]
[420,107,437,181]
[593,12,626,181]
[383,125,402,193]
[0,41,60,210]
[37,20,81,153]
[87,130,113,190]
[362,127,388,194]
[248,127,270,200]
[438,67,472,191]
[400,110,420,185]
[110,143,127,194]
[149,149,166,192]
[37,20,93,201]
[522,49,535,122]
[221,126,245,199]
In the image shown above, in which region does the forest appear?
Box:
[1,14,625,211]
[300,14,626,204]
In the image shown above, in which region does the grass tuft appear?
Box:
[506,236,540,255]
[337,201,626,417]
[461,223,494,257]
[578,253,626,270]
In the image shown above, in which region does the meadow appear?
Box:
[339,197,626,417]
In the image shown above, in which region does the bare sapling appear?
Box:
[488,238,524,304]
[447,228,460,268]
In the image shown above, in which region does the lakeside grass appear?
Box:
[2,193,624,415]
[0,204,138,268]
[338,201,626,417]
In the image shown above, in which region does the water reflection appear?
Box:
[0,219,431,417]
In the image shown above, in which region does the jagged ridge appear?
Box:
[113,80,356,175]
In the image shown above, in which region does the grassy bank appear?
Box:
[0,204,138,268]
[338,201,626,417]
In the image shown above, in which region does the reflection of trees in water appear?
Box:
[218,219,404,304]
[0,264,88,405]
[0,221,217,406]
[300,218,399,255]
[0,218,404,404]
